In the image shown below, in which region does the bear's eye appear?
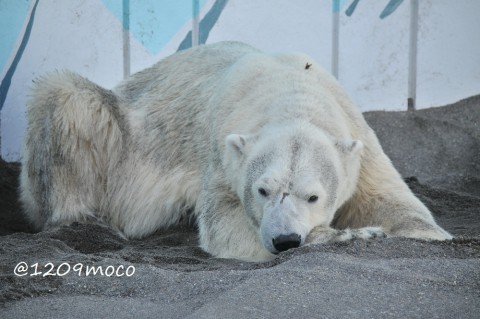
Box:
[258,188,268,197]
[308,195,318,203]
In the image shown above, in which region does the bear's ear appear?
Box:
[335,139,363,155]
[225,134,248,157]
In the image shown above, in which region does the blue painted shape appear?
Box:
[333,0,350,13]
[380,0,405,19]
[0,0,32,76]
[344,0,405,18]
[122,0,130,30]
[193,0,200,18]
[177,0,229,51]
[0,0,38,111]
[101,0,208,54]
[345,0,360,16]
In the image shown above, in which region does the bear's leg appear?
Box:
[20,71,124,230]
[340,193,452,240]
[197,189,274,262]
[305,226,386,245]
[333,147,453,241]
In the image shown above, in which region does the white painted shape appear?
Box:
[339,1,410,111]
[1,0,123,161]
[416,0,480,108]
[207,0,332,70]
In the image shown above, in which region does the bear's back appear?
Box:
[115,41,260,108]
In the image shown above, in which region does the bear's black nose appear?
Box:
[272,233,301,252]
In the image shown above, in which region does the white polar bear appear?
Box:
[20,41,452,261]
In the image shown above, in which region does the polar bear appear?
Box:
[20,41,452,261]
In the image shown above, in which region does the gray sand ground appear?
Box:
[1,96,479,318]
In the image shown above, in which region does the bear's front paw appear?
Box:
[305,226,386,246]
[348,227,386,240]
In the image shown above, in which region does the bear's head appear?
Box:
[224,122,363,254]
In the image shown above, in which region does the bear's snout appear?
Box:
[272,233,301,252]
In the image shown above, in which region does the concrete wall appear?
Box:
[1,0,479,161]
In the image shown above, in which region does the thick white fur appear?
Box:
[21,42,452,261]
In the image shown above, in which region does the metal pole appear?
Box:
[122,0,131,78]
[407,0,419,111]
[332,0,340,79]
[192,0,200,47]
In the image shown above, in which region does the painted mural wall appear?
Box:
[1,0,479,161]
